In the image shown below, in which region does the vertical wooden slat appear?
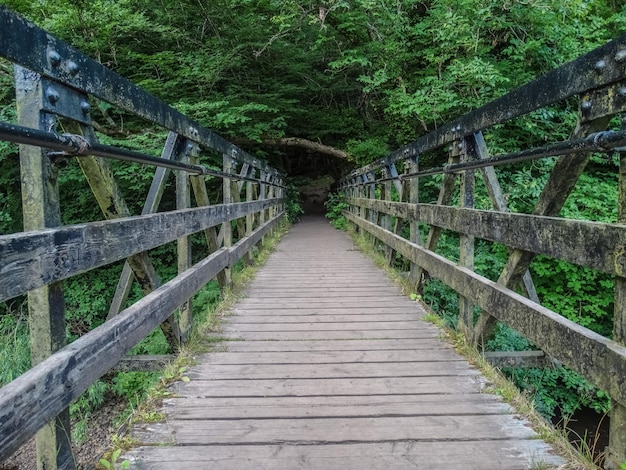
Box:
[458,138,475,339]
[223,155,233,287]
[177,145,193,342]
[408,157,422,288]
[607,121,626,469]
[15,66,74,470]
[246,169,254,260]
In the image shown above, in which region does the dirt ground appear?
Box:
[0,395,127,470]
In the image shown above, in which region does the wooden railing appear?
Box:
[339,35,626,469]
[0,7,284,468]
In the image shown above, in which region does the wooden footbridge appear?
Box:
[122,216,563,469]
[0,6,626,470]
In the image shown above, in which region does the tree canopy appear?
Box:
[3,0,624,174]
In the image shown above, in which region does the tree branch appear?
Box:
[261,137,350,160]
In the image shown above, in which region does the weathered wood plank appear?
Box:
[199,349,457,364]
[223,321,432,332]
[0,248,229,461]
[124,440,563,470]
[224,330,440,341]
[163,393,511,419]
[349,197,626,276]
[223,338,446,352]
[0,199,277,301]
[227,314,423,323]
[230,307,423,316]
[153,414,538,444]
[189,361,476,380]
[346,211,626,406]
[168,375,486,397]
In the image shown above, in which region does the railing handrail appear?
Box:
[0,5,279,177]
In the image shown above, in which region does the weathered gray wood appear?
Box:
[222,155,233,286]
[0,248,230,461]
[124,440,563,470]
[223,321,432,332]
[189,361,475,380]
[224,338,447,352]
[169,375,488,397]
[122,216,561,469]
[200,349,457,364]
[0,199,276,301]
[107,132,179,319]
[224,330,440,341]
[474,116,611,341]
[348,197,626,276]
[15,66,73,470]
[473,132,539,302]
[458,138,475,338]
[163,393,510,419]
[177,146,193,343]
[229,214,284,266]
[228,313,423,323]
[608,144,626,468]
[346,211,626,407]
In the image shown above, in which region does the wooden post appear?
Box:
[15,66,74,470]
[223,155,233,287]
[408,157,422,288]
[259,170,267,249]
[606,118,626,469]
[246,169,255,260]
[458,138,475,340]
[176,143,193,342]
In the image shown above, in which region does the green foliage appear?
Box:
[0,301,30,386]
[507,367,611,420]
[112,371,160,409]
[324,192,349,229]
[71,380,108,442]
[285,184,304,223]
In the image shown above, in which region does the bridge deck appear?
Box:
[124,216,563,469]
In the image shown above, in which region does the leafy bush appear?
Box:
[324,192,349,230]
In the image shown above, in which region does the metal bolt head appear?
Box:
[580,100,592,111]
[594,60,607,73]
[67,60,79,76]
[80,101,91,115]
[46,87,60,105]
[48,50,61,67]
[619,87,626,98]
[616,50,626,63]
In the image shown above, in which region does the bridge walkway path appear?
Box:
[124,215,564,469]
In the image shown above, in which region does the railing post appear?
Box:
[223,154,234,288]
[15,66,74,469]
[177,142,193,342]
[457,138,475,341]
[408,156,422,288]
[607,116,626,469]
[246,168,254,259]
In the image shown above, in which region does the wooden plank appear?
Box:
[230,307,424,316]
[188,361,477,380]
[346,211,626,406]
[224,330,440,341]
[350,197,626,276]
[124,440,563,470]
[156,414,538,444]
[223,338,446,352]
[163,393,511,419]
[227,314,423,323]
[0,248,229,461]
[223,321,433,332]
[234,300,415,310]
[177,142,193,342]
[0,199,275,301]
[199,349,458,364]
[169,375,488,397]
